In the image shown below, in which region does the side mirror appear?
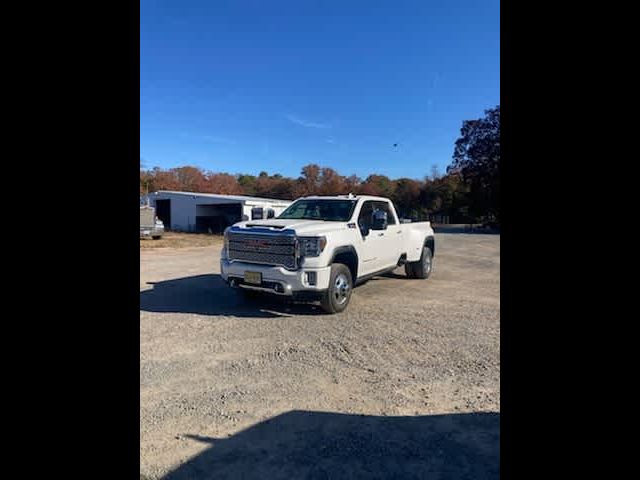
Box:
[358,219,370,237]
[371,210,388,230]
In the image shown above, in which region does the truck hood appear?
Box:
[234,218,346,236]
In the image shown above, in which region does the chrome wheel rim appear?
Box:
[424,251,432,274]
[334,273,350,305]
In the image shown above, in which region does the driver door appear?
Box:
[357,201,396,275]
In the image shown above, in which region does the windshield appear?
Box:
[277,199,357,222]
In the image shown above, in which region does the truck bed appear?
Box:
[399,221,433,262]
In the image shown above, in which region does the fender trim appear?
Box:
[424,235,435,256]
[329,246,359,283]
[329,245,359,263]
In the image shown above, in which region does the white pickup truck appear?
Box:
[220,194,435,313]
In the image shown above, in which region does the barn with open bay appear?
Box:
[144,191,292,233]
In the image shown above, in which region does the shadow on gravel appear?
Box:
[161,410,500,480]
[380,271,408,280]
[139,274,325,318]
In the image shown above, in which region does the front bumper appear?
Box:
[220,258,331,296]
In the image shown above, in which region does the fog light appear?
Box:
[305,271,317,286]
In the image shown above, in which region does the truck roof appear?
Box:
[297,194,393,203]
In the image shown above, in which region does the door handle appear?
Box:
[378,233,384,237]
[396,231,401,234]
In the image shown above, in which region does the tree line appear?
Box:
[141,106,499,224]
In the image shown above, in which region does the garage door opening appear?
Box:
[155,199,171,231]
[195,203,242,233]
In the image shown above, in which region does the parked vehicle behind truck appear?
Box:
[220,194,435,313]
[140,205,165,239]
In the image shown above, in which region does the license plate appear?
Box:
[244,271,262,285]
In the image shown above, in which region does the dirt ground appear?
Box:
[140,232,221,249]
[140,233,500,479]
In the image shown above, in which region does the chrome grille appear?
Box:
[227,228,298,270]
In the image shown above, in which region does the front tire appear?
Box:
[320,263,353,314]
[405,246,433,279]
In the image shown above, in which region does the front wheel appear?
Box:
[405,246,433,279]
[320,263,353,314]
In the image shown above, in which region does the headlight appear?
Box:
[299,236,327,257]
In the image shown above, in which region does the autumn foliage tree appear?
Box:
[448,105,500,222]
[140,164,477,222]
[299,164,321,196]
[140,106,500,224]
[393,178,423,218]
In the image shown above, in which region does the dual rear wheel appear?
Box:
[405,246,433,279]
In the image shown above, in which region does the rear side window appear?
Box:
[358,200,397,227]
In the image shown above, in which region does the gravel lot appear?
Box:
[140,233,500,479]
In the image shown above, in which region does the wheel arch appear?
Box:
[424,236,435,256]
[329,246,359,283]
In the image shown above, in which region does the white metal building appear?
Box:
[144,191,292,233]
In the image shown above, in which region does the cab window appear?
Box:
[372,201,396,225]
[358,200,397,228]
[357,201,375,230]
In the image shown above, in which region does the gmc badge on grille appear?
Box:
[247,239,270,250]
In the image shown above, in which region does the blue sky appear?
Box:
[140,0,499,180]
